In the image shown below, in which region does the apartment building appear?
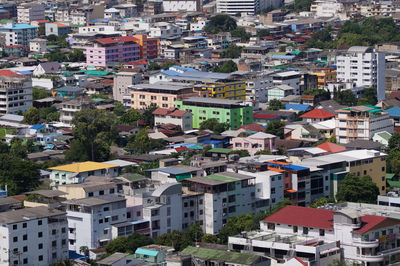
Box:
[86,36,140,67]
[130,82,195,109]
[59,97,92,125]
[133,34,159,60]
[17,4,44,24]
[217,0,260,14]
[58,182,118,200]
[0,207,68,266]
[48,161,120,186]
[0,23,38,47]
[153,107,193,131]
[272,71,301,95]
[334,105,393,144]
[29,38,47,53]
[312,67,337,88]
[231,204,400,265]
[336,46,385,102]
[231,132,278,155]
[64,195,127,253]
[182,172,268,234]
[267,85,295,101]
[0,70,32,115]
[163,0,200,12]
[113,72,142,103]
[175,97,253,129]
[301,149,387,196]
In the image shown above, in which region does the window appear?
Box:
[13,236,17,242]
[22,223,26,228]
[38,220,42,226]
[110,188,115,194]
[319,229,325,236]
[38,256,43,261]
[52,253,57,259]
[136,211,141,217]
[23,258,27,265]
[293,226,298,233]
[88,192,94,197]
[99,190,104,195]
[23,246,27,252]
[112,215,118,221]
[38,243,43,249]
[52,229,56,235]
[38,232,43,238]
[13,224,17,230]
[62,227,66,234]
[62,239,66,246]
[23,234,27,241]
[52,240,57,247]
[104,207,109,212]
[303,227,309,235]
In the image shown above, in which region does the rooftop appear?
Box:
[64,195,125,207]
[300,109,335,119]
[48,161,119,173]
[0,206,65,224]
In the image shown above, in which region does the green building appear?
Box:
[175,97,253,129]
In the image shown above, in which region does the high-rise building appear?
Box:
[336,46,386,102]
[0,70,32,115]
[17,4,45,24]
[133,34,159,59]
[217,0,283,15]
[0,23,38,47]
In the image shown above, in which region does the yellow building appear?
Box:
[201,81,246,100]
[58,182,118,200]
[312,68,337,88]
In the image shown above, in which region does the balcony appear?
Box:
[352,254,383,263]
[352,239,379,248]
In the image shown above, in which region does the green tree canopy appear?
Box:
[119,109,143,125]
[221,45,243,59]
[268,99,285,110]
[105,232,153,254]
[213,60,238,73]
[334,89,357,106]
[68,49,85,62]
[32,88,51,100]
[230,27,251,42]
[23,107,40,124]
[257,29,270,37]
[199,118,230,134]
[113,102,125,116]
[336,173,379,203]
[205,15,237,34]
[265,120,285,138]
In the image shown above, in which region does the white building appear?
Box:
[245,71,274,103]
[0,70,32,115]
[230,204,400,265]
[29,38,47,53]
[17,4,45,24]
[334,105,393,144]
[64,195,127,253]
[272,71,301,95]
[153,107,193,131]
[113,72,142,103]
[0,206,68,266]
[190,19,209,31]
[163,0,200,12]
[336,46,386,102]
[312,0,346,19]
[149,22,182,38]
[217,0,282,15]
[104,8,121,20]
[0,23,38,47]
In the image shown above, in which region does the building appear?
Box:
[29,38,47,53]
[300,109,335,123]
[130,82,195,110]
[231,132,278,155]
[336,46,385,102]
[175,97,253,129]
[272,71,301,95]
[0,206,68,266]
[133,35,158,60]
[153,107,193,131]
[64,195,127,253]
[58,182,118,200]
[86,36,140,67]
[334,105,393,144]
[17,4,45,24]
[113,72,142,104]
[231,204,400,265]
[45,22,71,36]
[312,67,337,88]
[267,85,295,101]
[182,172,268,234]
[0,70,32,115]
[59,97,92,125]
[163,0,200,12]
[217,0,282,15]
[0,23,38,47]
[33,62,61,76]
[48,161,120,186]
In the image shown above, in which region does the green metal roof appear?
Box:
[377,131,392,142]
[78,70,115,77]
[208,148,232,154]
[388,180,400,188]
[181,246,261,265]
[91,98,106,102]
[135,248,159,257]
[206,174,238,182]
[386,173,395,180]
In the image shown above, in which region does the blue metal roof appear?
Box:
[386,107,400,118]
[270,55,295,60]
[285,104,310,112]
[30,124,45,130]
[161,70,180,76]
[135,248,159,257]
[69,251,86,260]
[56,86,84,92]
[0,24,38,30]
[199,140,224,144]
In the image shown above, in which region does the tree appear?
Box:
[336,173,379,203]
[0,154,40,195]
[220,45,242,59]
[213,60,238,73]
[265,121,285,138]
[148,62,161,70]
[161,61,176,69]
[230,150,250,157]
[32,87,51,100]
[311,197,335,208]
[334,89,357,106]
[119,109,142,125]
[68,49,85,62]
[44,49,67,62]
[293,0,314,11]
[254,149,272,155]
[363,87,378,105]
[38,25,45,36]
[202,234,219,244]
[126,129,163,154]
[10,137,27,158]
[257,29,270,37]
[65,109,117,162]
[105,232,153,254]
[230,27,251,42]
[205,15,237,34]
[199,118,229,134]
[114,102,125,116]
[142,104,158,126]
[23,107,40,124]
[388,132,400,151]
[268,99,284,110]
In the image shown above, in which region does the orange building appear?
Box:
[312,67,337,88]
[133,34,159,60]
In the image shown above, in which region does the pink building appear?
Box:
[231,132,278,155]
[86,36,140,67]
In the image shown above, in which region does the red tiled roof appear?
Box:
[6,45,24,48]
[389,91,400,100]
[353,215,388,234]
[300,109,335,119]
[238,123,265,132]
[126,60,148,65]
[264,205,334,230]
[0,70,20,77]
[152,108,170,115]
[169,109,187,117]
[253,113,279,119]
[295,257,308,266]
[175,146,188,153]
[316,142,346,153]
[95,36,138,45]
